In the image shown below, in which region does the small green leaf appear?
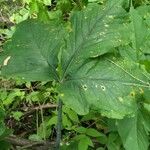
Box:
[75,127,86,134]
[78,135,93,150]
[47,116,57,126]
[3,89,25,106]
[11,111,23,121]
[63,107,79,123]
[42,0,51,5]
[62,114,72,128]
[86,128,103,137]
[26,91,40,102]
[107,132,122,150]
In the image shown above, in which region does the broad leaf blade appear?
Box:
[0,19,64,81]
[58,56,150,118]
[61,1,129,78]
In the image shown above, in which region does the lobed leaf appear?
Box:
[60,1,129,78]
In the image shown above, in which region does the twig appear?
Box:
[5,135,32,146]
[0,17,14,27]
[23,103,57,116]
[18,141,46,150]
[5,135,55,150]
[38,102,46,140]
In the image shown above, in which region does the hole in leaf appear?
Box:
[100,85,106,91]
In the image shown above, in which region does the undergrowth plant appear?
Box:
[0,0,150,150]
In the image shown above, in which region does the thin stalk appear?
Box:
[55,99,62,150]
[40,107,46,140]
[36,110,39,135]
[38,102,46,140]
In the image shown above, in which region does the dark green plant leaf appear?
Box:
[107,132,122,150]
[78,137,93,150]
[86,128,103,137]
[117,109,150,150]
[58,56,149,118]
[130,6,150,59]
[0,19,64,81]
[120,5,150,62]
[63,106,79,123]
[60,1,129,77]
[75,127,86,134]
[62,113,72,128]
[0,1,150,119]
[75,135,93,150]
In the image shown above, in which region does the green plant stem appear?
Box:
[36,110,39,135]
[40,107,46,140]
[55,99,62,150]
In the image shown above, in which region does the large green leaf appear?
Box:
[58,56,150,118]
[117,109,150,150]
[60,1,129,78]
[0,2,150,119]
[0,19,64,81]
